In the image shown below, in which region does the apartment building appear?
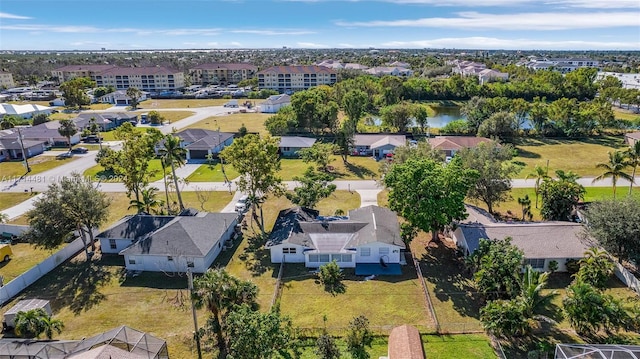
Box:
[189,63,258,85]
[0,72,15,89]
[94,66,185,92]
[51,65,117,83]
[257,65,337,93]
[519,57,600,74]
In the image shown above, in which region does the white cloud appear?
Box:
[229,41,243,47]
[0,12,32,19]
[382,36,640,50]
[70,41,110,47]
[296,42,330,48]
[544,0,640,8]
[0,24,222,36]
[336,11,640,30]
[287,0,640,8]
[230,29,316,35]
[338,43,356,47]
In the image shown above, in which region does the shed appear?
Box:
[3,299,52,329]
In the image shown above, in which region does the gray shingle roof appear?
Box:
[354,134,406,148]
[279,136,316,148]
[176,128,234,149]
[459,222,589,259]
[96,215,175,240]
[120,212,238,256]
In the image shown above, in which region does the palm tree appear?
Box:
[160,157,172,214]
[128,187,164,214]
[525,164,549,208]
[159,135,186,211]
[14,308,63,339]
[192,269,258,357]
[0,116,16,130]
[88,117,103,151]
[626,141,640,195]
[57,118,78,152]
[592,150,633,199]
[519,265,558,318]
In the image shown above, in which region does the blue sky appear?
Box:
[1,0,639,51]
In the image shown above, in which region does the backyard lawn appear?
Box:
[0,193,33,211]
[513,136,629,178]
[186,162,239,182]
[0,155,75,178]
[0,243,61,283]
[138,98,229,109]
[187,112,270,134]
[279,156,379,181]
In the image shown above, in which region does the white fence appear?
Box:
[614,262,640,295]
[0,237,85,306]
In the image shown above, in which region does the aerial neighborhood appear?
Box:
[0,46,640,359]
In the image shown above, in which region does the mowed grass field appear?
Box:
[138,98,230,109]
[187,112,270,135]
[0,155,76,178]
[99,111,195,141]
[0,193,34,211]
[513,136,630,178]
[280,156,380,181]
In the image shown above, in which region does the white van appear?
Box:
[235,195,250,213]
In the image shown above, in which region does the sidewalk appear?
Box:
[0,193,42,220]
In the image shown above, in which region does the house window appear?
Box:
[379,247,390,255]
[361,248,371,257]
[109,239,116,249]
[283,247,297,254]
[282,147,291,152]
[167,256,174,261]
[309,254,319,262]
[319,254,330,263]
[525,258,545,269]
[128,258,136,265]
[332,254,352,262]
[187,261,195,268]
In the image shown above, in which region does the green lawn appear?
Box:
[98,111,194,141]
[0,193,34,211]
[279,156,379,181]
[0,243,61,283]
[422,334,497,359]
[0,155,75,178]
[187,113,270,135]
[83,159,165,182]
[186,162,239,182]
[514,136,629,178]
[138,98,230,109]
[614,108,640,122]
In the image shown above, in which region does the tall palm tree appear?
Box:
[520,265,558,318]
[526,164,549,208]
[57,118,77,152]
[592,150,633,199]
[159,135,186,211]
[192,269,258,357]
[626,141,640,195]
[128,187,163,214]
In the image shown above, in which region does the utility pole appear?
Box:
[16,127,31,173]
[187,269,203,359]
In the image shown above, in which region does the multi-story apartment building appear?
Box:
[257,65,337,93]
[519,57,600,74]
[51,65,117,83]
[189,63,258,85]
[94,66,185,92]
[0,72,15,89]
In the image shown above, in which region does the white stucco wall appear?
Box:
[99,237,136,254]
[124,254,207,273]
[269,243,307,263]
[355,242,402,264]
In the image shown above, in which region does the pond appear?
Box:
[369,105,463,129]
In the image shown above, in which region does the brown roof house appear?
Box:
[428,136,494,158]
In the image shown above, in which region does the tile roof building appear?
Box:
[189,63,258,85]
[257,65,337,93]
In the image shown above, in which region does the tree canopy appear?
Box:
[584,197,640,264]
[59,77,94,109]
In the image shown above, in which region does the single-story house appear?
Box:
[0,136,47,162]
[353,134,406,159]
[0,103,53,119]
[259,94,291,113]
[387,325,425,359]
[428,136,494,158]
[98,90,148,105]
[49,98,65,107]
[278,136,316,157]
[97,212,239,273]
[160,128,234,161]
[10,120,81,147]
[266,205,406,275]
[625,131,640,146]
[478,69,509,85]
[452,222,590,272]
[74,112,137,132]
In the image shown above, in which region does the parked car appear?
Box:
[83,135,103,143]
[71,147,89,154]
[235,195,250,213]
[0,244,13,262]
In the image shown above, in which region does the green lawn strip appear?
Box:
[83,159,164,182]
[422,334,497,359]
[0,243,61,283]
[0,155,76,178]
[177,191,235,213]
[0,193,34,211]
[186,113,270,135]
[513,136,630,178]
[138,98,230,109]
[614,108,640,122]
[279,156,379,181]
[186,163,239,182]
[278,263,433,332]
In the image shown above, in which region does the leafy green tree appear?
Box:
[539,170,585,221]
[315,332,341,359]
[25,173,110,259]
[59,77,94,109]
[57,118,77,152]
[584,197,640,263]
[147,110,165,125]
[265,106,297,136]
[467,237,524,300]
[342,89,368,125]
[286,167,336,209]
[458,141,520,214]
[126,86,142,110]
[379,140,443,175]
[225,305,296,359]
[32,113,49,126]
[299,142,337,172]
[480,299,530,337]
[0,116,16,129]
[128,187,164,214]
[159,134,186,211]
[336,118,356,164]
[14,308,64,339]
[383,157,476,242]
[525,164,549,209]
[346,315,373,359]
[592,150,633,199]
[576,247,614,290]
[626,141,640,194]
[460,96,491,134]
[477,111,518,141]
[193,268,259,357]
[380,102,413,132]
[563,281,629,335]
[317,260,344,294]
[220,134,284,235]
[413,104,430,133]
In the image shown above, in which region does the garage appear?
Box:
[188,149,210,159]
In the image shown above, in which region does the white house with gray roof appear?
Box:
[278,136,316,157]
[159,128,234,161]
[353,134,406,159]
[267,206,405,275]
[259,94,291,113]
[452,222,590,272]
[97,212,239,273]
